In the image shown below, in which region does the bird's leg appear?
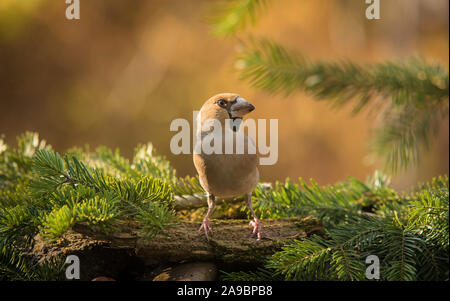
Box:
[199,193,215,240]
[245,193,264,240]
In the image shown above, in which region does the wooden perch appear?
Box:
[133,217,321,265]
[34,217,322,268]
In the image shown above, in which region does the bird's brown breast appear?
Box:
[193,130,259,197]
[194,151,259,198]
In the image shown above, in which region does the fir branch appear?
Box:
[266,237,334,280]
[0,132,448,281]
[0,241,65,281]
[132,143,177,183]
[29,148,177,241]
[237,175,448,281]
[0,242,33,281]
[252,177,369,228]
[235,39,449,172]
[208,0,270,36]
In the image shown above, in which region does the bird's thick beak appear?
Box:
[229,97,255,118]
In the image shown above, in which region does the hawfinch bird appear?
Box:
[193,93,263,240]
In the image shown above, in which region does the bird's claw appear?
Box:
[249,219,264,241]
[199,218,213,240]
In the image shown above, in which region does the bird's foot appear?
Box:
[199,218,213,240]
[249,219,264,241]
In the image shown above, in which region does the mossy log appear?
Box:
[134,217,322,266]
[33,217,322,271]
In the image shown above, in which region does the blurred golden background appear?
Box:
[0,0,448,190]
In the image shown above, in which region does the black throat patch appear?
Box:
[228,114,242,132]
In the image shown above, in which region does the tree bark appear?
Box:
[30,217,321,280]
[133,217,321,266]
[38,217,321,266]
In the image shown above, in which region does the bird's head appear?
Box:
[199,93,255,127]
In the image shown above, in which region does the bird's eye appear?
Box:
[217,99,227,108]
